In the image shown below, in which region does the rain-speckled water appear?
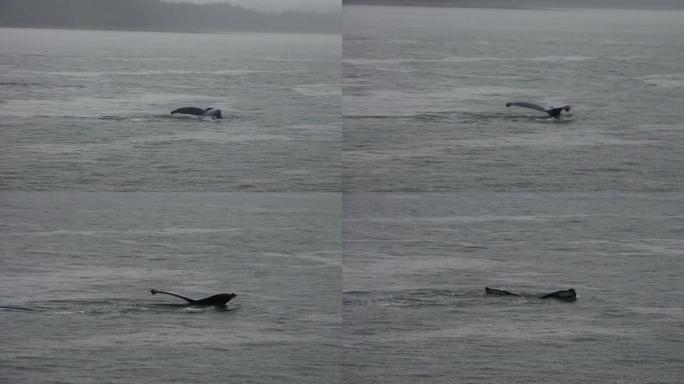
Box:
[342,6,684,384]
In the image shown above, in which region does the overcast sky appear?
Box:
[175,0,340,13]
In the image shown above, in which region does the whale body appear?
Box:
[485,287,577,302]
[171,107,222,119]
[506,102,571,119]
[150,289,236,306]
[540,289,577,302]
[485,287,519,296]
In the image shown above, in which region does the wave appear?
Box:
[639,74,684,88]
[14,69,306,77]
[292,83,341,97]
[344,56,596,66]
[0,305,36,312]
[0,299,238,316]
[344,288,481,308]
[3,227,259,238]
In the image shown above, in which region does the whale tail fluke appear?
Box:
[149,289,195,303]
[171,107,222,119]
[150,289,236,306]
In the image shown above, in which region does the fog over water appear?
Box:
[343,0,684,10]
[181,0,341,13]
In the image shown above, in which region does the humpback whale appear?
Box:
[171,107,222,119]
[150,289,236,306]
[540,289,577,302]
[506,102,571,119]
[485,287,577,302]
[485,287,519,296]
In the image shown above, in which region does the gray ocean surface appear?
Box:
[0,28,341,383]
[343,6,684,384]
[1,192,341,383]
[0,28,340,191]
[344,6,684,192]
[2,6,684,384]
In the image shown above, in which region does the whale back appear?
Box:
[485,287,576,301]
[192,293,236,306]
[171,107,205,116]
[203,108,222,119]
[485,287,519,296]
[540,289,576,301]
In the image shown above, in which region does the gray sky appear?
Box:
[175,0,341,13]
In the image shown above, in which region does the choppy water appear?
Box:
[0,28,340,191]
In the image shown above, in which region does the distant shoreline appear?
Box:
[342,0,684,11]
[0,0,340,35]
[0,24,340,36]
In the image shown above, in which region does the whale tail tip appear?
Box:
[505,103,511,107]
[150,289,157,295]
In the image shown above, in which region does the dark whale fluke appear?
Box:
[150,289,236,306]
[540,288,577,302]
[171,107,222,119]
[485,287,577,301]
[506,101,571,119]
[485,287,519,296]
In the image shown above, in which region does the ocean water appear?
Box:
[0,28,340,191]
[2,6,684,384]
[343,192,684,383]
[343,6,684,192]
[0,192,341,383]
[0,27,341,383]
[342,6,684,384]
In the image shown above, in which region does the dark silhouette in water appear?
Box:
[539,289,577,301]
[485,287,577,301]
[506,102,571,119]
[171,107,222,119]
[485,287,520,296]
[150,289,236,306]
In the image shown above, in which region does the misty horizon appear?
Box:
[0,0,341,34]
[342,0,684,10]
[167,0,340,13]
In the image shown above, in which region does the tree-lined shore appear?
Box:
[0,0,340,34]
